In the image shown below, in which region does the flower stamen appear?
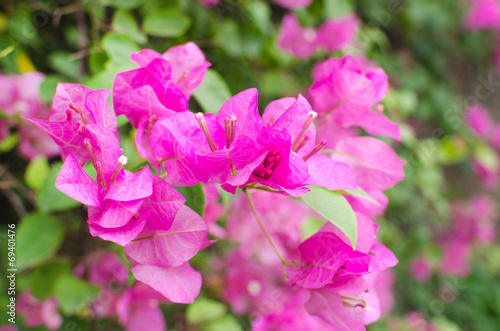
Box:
[195,113,218,152]
[292,111,317,152]
[302,139,326,161]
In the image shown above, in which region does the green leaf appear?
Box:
[201,315,243,331]
[301,186,357,249]
[0,133,19,152]
[16,213,64,270]
[323,0,354,19]
[186,298,227,324]
[341,187,378,205]
[245,1,271,34]
[99,0,143,9]
[193,69,232,113]
[300,217,325,240]
[25,156,49,191]
[40,75,62,104]
[37,162,80,212]
[55,275,100,314]
[101,33,140,69]
[214,20,242,58]
[30,260,72,300]
[48,52,79,80]
[112,9,147,44]
[143,9,191,37]
[174,184,206,216]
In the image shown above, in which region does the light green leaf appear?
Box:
[112,9,147,44]
[16,213,64,270]
[201,315,243,331]
[174,184,206,216]
[323,0,354,19]
[341,187,378,205]
[30,260,72,300]
[37,162,80,212]
[101,33,140,69]
[193,69,232,113]
[0,133,19,152]
[301,186,357,249]
[187,298,227,324]
[55,275,100,314]
[143,9,191,37]
[25,156,49,191]
[214,20,242,58]
[99,0,143,9]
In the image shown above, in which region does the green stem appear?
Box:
[243,188,286,264]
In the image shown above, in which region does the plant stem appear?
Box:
[243,188,286,264]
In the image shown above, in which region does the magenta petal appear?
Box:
[317,15,360,52]
[125,205,208,267]
[305,155,357,191]
[91,199,144,228]
[22,117,89,164]
[344,288,381,325]
[351,111,401,141]
[50,83,92,122]
[130,49,163,67]
[277,14,318,58]
[163,42,211,98]
[216,88,263,141]
[88,207,148,246]
[82,125,123,180]
[105,167,153,201]
[369,244,398,272]
[331,137,406,191]
[131,263,202,304]
[55,154,100,206]
[125,305,165,331]
[84,89,117,134]
[287,232,351,289]
[305,289,366,331]
[141,175,186,230]
[262,97,296,126]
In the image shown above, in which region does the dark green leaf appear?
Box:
[174,184,206,216]
[55,275,100,314]
[143,10,191,37]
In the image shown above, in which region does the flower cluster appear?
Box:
[0,72,58,159]
[26,39,405,330]
[278,14,360,58]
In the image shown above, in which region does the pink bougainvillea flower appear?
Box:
[278,14,318,58]
[116,282,169,331]
[129,261,202,304]
[330,137,406,191]
[17,291,62,330]
[409,256,433,283]
[54,124,185,246]
[305,289,366,331]
[310,55,400,140]
[24,83,116,164]
[227,190,307,264]
[464,0,500,30]
[114,42,211,128]
[286,231,368,289]
[130,42,211,99]
[125,205,208,268]
[439,239,471,277]
[149,88,264,186]
[465,103,494,139]
[251,289,334,331]
[50,83,116,133]
[0,71,45,116]
[224,94,357,196]
[316,15,360,52]
[273,0,312,9]
[373,270,396,317]
[1,72,59,160]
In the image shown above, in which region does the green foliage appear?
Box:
[37,162,80,212]
[193,69,233,113]
[55,275,100,314]
[174,184,206,216]
[301,186,357,249]
[16,213,64,270]
[143,9,191,37]
[186,297,227,324]
[24,156,49,191]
